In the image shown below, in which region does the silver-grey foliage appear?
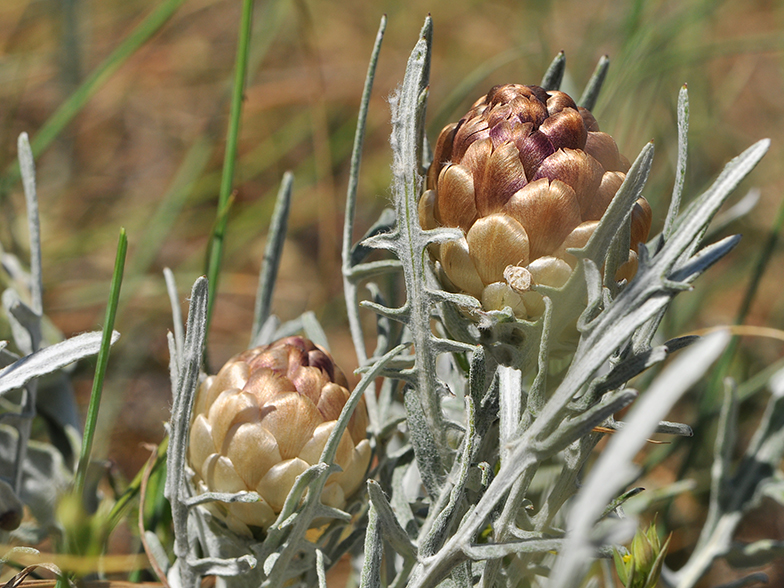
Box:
[161,16,777,588]
[350,17,771,588]
[0,134,120,544]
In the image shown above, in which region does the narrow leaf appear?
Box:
[205,0,256,335]
[164,268,184,360]
[551,332,729,588]
[0,331,120,398]
[540,51,565,91]
[252,171,293,344]
[367,480,417,560]
[17,134,42,316]
[579,55,610,111]
[359,503,383,588]
[75,228,127,497]
[663,85,689,240]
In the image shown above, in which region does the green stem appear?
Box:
[204,0,255,336]
[74,228,127,498]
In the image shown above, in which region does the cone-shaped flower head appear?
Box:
[420,84,652,318]
[188,336,371,536]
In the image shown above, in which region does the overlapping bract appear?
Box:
[188,336,371,535]
[419,84,652,318]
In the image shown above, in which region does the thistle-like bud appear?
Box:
[420,84,652,318]
[613,520,671,588]
[188,336,371,536]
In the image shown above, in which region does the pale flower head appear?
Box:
[188,336,371,536]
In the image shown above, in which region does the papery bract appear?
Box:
[188,336,371,535]
[420,84,652,318]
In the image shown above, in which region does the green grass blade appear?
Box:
[204,0,255,336]
[74,228,127,498]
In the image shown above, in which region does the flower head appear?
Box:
[188,336,371,536]
[420,84,651,318]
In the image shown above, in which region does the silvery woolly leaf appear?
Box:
[2,289,40,356]
[367,480,417,560]
[0,331,120,398]
[168,278,208,588]
[551,332,729,588]
[35,373,82,468]
[359,503,382,588]
[0,428,71,532]
[188,555,256,577]
[724,539,784,568]
[252,172,293,345]
[350,208,397,267]
[144,529,171,576]
[540,51,565,91]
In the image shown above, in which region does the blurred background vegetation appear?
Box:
[0,0,782,584]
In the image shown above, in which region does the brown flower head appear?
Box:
[420,84,651,318]
[188,336,371,535]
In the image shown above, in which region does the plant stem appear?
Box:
[204,0,255,337]
[74,228,127,498]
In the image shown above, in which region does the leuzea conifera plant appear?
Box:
[161,181,394,588]
[163,15,777,588]
[187,336,371,536]
[349,17,771,588]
